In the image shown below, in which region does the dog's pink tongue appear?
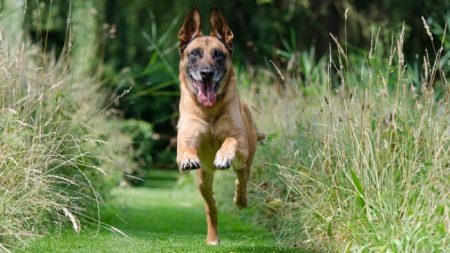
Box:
[206,83,216,105]
[198,82,216,107]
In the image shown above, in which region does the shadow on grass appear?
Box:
[226,246,309,253]
[102,205,206,236]
[141,169,179,189]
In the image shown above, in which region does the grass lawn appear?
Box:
[23,170,302,253]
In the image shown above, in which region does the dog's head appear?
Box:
[178,7,234,107]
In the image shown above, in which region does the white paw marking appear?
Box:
[214,150,234,170]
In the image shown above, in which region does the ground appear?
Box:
[23,170,303,253]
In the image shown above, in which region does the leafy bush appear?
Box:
[120,119,155,185]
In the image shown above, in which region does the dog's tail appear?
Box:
[256,131,266,142]
[241,102,266,143]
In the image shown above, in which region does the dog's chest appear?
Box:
[196,117,231,171]
[197,132,219,172]
[199,119,226,151]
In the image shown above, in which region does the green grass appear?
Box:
[238,23,450,252]
[3,4,448,252]
[0,18,131,250]
[23,170,302,253]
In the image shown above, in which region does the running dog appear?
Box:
[176,7,264,245]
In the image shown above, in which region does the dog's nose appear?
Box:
[200,69,214,80]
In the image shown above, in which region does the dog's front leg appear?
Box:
[176,127,202,171]
[214,136,248,170]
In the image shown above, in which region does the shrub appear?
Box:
[120,119,155,185]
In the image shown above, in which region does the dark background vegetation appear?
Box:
[21,0,450,176]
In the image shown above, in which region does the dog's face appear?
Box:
[178,8,234,107]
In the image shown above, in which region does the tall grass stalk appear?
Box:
[0,16,131,252]
[245,21,449,252]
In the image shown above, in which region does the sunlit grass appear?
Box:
[23,171,300,253]
[241,22,449,252]
[0,20,131,252]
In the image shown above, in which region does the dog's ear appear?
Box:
[210,7,233,51]
[178,7,202,52]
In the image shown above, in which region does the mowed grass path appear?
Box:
[24,170,302,253]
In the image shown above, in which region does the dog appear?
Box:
[176,7,264,245]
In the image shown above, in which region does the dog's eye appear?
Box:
[191,49,201,57]
[213,50,224,59]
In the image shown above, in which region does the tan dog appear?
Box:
[176,7,264,245]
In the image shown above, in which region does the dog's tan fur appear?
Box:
[176,8,263,245]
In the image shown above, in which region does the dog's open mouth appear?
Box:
[191,77,220,107]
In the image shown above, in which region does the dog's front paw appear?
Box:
[214,149,234,170]
[180,158,200,171]
[179,150,201,171]
[177,148,200,172]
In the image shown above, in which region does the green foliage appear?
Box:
[121,119,154,167]
[0,3,134,249]
[99,1,181,167]
[19,0,450,169]
[119,119,154,184]
[237,21,449,252]
[2,0,450,251]
[427,12,450,77]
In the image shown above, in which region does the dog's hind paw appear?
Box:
[233,193,248,209]
[180,158,201,171]
[207,239,220,246]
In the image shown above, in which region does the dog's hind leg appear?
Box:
[233,167,250,209]
[233,146,254,209]
[196,169,219,245]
